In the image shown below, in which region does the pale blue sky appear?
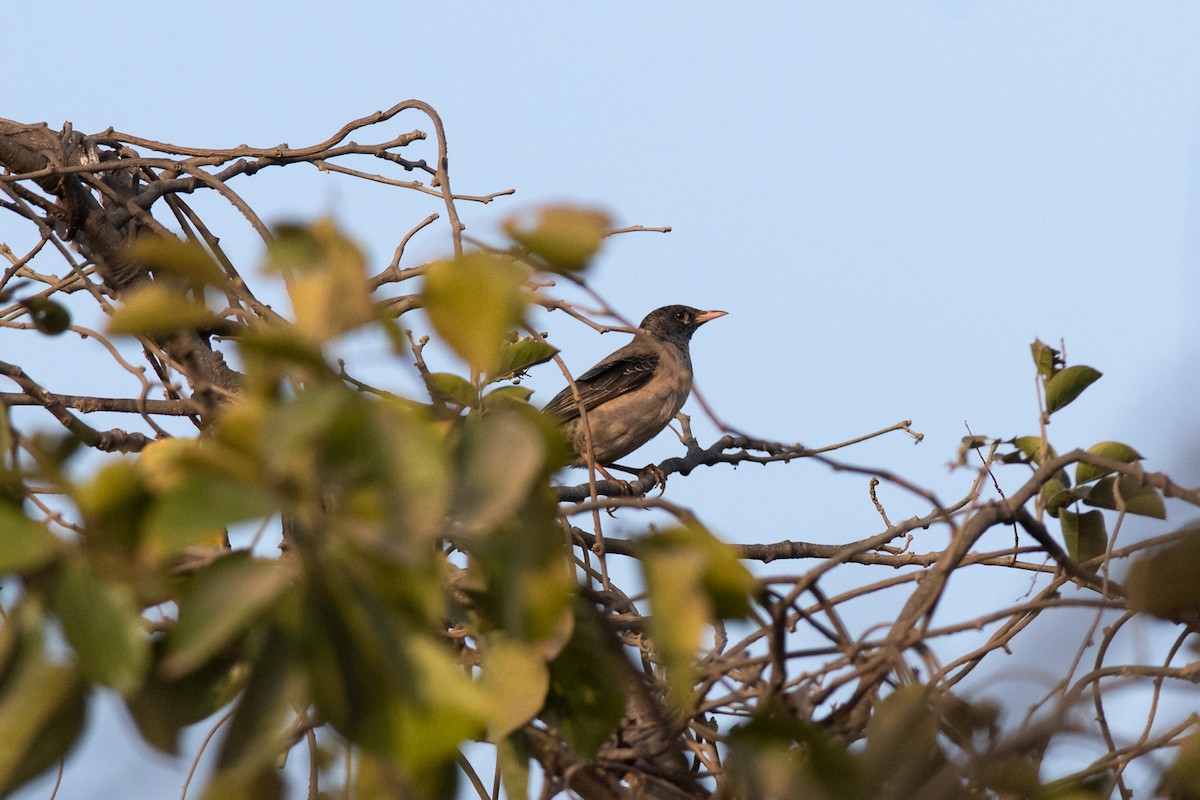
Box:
[7,3,1200,797]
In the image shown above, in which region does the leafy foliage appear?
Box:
[0,106,1198,800]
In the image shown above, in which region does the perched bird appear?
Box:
[543,305,727,471]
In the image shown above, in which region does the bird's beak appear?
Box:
[695,310,728,325]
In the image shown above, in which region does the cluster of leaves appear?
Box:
[0,211,762,799]
[6,110,1200,800]
[987,341,1164,565]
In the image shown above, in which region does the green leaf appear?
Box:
[1075,441,1143,485]
[421,253,528,375]
[704,549,759,620]
[235,325,331,374]
[727,708,862,799]
[544,603,625,757]
[300,575,397,748]
[22,297,71,335]
[144,472,276,557]
[200,766,283,800]
[0,504,61,573]
[1082,476,1166,519]
[269,219,374,343]
[164,553,292,679]
[960,435,989,450]
[503,205,612,272]
[1044,365,1101,415]
[862,687,942,795]
[482,385,536,409]
[0,402,10,456]
[491,338,559,382]
[1126,528,1200,618]
[127,642,243,754]
[1004,438,1073,491]
[214,628,299,776]
[1030,339,1060,378]
[54,562,149,694]
[1040,475,1071,517]
[425,372,477,407]
[1009,436,1057,465]
[454,409,546,533]
[1060,510,1108,564]
[1160,731,1200,800]
[107,282,220,336]
[375,402,453,543]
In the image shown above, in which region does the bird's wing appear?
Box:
[542,351,660,421]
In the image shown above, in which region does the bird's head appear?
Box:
[639,305,728,346]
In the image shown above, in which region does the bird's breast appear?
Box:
[566,344,693,465]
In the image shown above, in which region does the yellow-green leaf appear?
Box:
[200,766,283,800]
[1029,339,1059,378]
[236,324,331,374]
[127,644,243,755]
[107,282,220,336]
[421,253,527,375]
[1044,365,1101,415]
[454,409,545,533]
[75,459,153,556]
[497,736,532,800]
[483,385,535,409]
[491,337,558,382]
[145,474,274,557]
[213,629,299,777]
[1075,441,1143,485]
[1126,528,1200,618]
[391,636,489,771]
[504,205,612,272]
[478,637,550,741]
[643,545,708,703]
[128,236,226,288]
[425,372,477,407]
[270,219,374,343]
[1040,475,1071,517]
[1161,731,1200,799]
[639,525,757,705]
[0,647,84,796]
[1082,476,1165,519]
[378,401,452,543]
[0,505,61,574]
[1010,436,1058,465]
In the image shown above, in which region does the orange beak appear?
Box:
[695,310,728,325]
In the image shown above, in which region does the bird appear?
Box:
[542,305,727,474]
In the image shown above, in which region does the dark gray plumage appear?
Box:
[543,305,727,467]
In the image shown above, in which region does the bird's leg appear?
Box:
[583,460,638,496]
[592,463,635,497]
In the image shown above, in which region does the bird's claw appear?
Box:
[638,464,668,495]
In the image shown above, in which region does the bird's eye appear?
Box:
[675,311,688,322]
